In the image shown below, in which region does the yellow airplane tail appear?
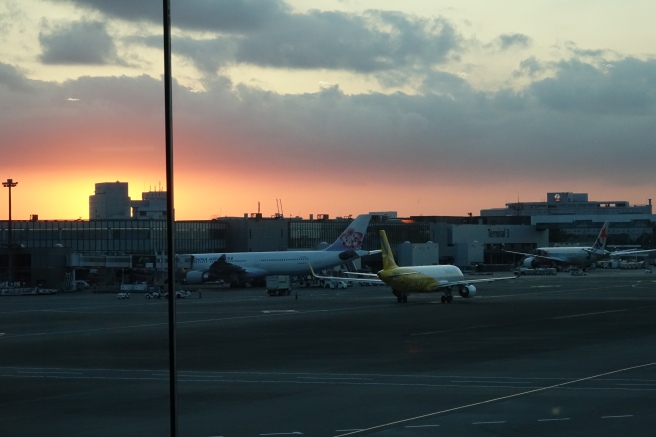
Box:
[379,230,398,270]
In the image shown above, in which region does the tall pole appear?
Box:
[161,1,178,436]
[2,178,17,284]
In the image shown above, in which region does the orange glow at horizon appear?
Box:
[2,166,652,222]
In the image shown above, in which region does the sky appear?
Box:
[1,0,656,221]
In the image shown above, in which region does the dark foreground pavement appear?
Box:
[1,270,655,436]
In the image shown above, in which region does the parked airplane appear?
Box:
[504,221,656,270]
[183,214,376,286]
[311,230,517,304]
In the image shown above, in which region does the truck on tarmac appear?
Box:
[266,275,292,296]
[163,290,191,299]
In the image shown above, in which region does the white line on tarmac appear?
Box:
[473,421,506,425]
[333,361,656,436]
[259,432,303,436]
[405,424,440,428]
[297,376,372,381]
[554,309,627,319]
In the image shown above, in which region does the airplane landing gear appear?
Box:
[393,290,408,303]
[441,294,453,304]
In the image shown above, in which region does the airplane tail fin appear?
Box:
[379,230,398,270]
[324,214,371,251]
[591,221,609,251]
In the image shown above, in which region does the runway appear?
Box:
[1,270,656,436]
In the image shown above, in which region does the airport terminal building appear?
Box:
[1,187,654,289]
[480,191,654,243]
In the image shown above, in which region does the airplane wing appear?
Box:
[343,271,380,279]
[503,250,568,264]
[309,264,386,285]
[608,248,656,257]
[208,254,246,276]
[310,265,517,288]
[432,274,518,290]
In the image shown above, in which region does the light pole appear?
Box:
[3,178,18,285]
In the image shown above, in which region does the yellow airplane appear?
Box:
[311,230,517,304]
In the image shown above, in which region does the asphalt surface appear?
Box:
[1,270,656,437]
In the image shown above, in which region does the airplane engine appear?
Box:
[183,270,213,285]
[458,284,476,298]
[522,257,540,268]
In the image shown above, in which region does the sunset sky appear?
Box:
[2,1,656,221]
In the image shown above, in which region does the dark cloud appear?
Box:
[6,0,656,194]
[529,58,656,115]
[233,10,461,73]
[60,0,290,33]
[59,1,462,79]
[164,56,656,185]
[4,54,651,181]
[169,36,237,74]
[513,56,546,78]
[497,33,531,50]
[0,62,30,92]
[564,41,608,59]
[39,20,118,65]
[135,57,652,184]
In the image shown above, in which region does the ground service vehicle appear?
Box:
[266,275,292,296]
[75,280,90,290]
[163,290,191,299]
[324,280,348,289]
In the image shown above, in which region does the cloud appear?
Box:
[0,62,30,92]
[63,0,290,32]
[529,58,656,115]
[497,33,531,50]
[39,19,119,65]
[513,56,546,79]
[226,10,461,73]
[60,1,462,82]
[564,41,609,59]
[5,2,656,218]
[165,35,238,74]
[3,53,656,184]
[0,1,24,39]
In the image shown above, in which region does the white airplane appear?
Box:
[311,230,516,304]
[504,221,656,270]
[184,214,376,285]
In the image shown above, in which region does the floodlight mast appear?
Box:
[2,178,18,284]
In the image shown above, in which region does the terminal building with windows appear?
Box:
[0,186,654,290]
[480,191,654,244]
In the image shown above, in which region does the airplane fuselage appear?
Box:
[191,250,370,279]
[378,265,464,293]
[533,247,605,267]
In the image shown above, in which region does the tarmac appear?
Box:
[1,269,655,436]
